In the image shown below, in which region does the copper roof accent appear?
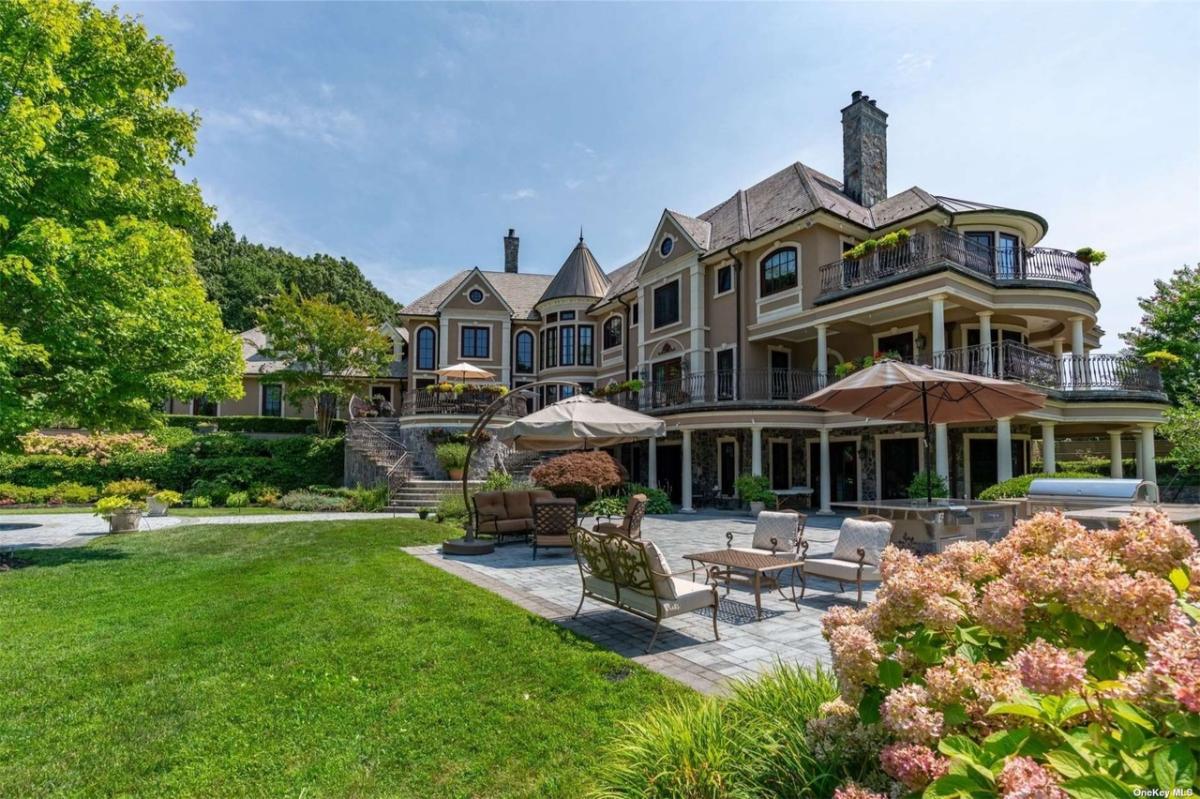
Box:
[537,237,611,303]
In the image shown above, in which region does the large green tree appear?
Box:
[257,290,392,437]
[1120,263,1200,403]
[193,222,400,332]
[0,0,241,440]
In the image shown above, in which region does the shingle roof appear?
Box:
[402,269,554,319]
[666,210,712,250]
[239,327,406,378]
[538,238,611,303]
[595,254,643,304]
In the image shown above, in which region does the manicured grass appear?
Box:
[168,506,308,517]
[0,520,688,797]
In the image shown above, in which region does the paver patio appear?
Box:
[406,511,873,694]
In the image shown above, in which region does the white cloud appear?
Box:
[896,52,935,76]
[564,178,583,190]
[502,188,537,201]
[204,103,365,148]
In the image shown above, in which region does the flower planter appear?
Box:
[448,468,465,481]
[147,497,170,517]
[107,507,142,533]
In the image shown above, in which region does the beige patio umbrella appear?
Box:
[436,362,496,381]
[497,394,665,451]
[800,360,1045,501]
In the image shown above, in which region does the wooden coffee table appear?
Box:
[682,548,804,620]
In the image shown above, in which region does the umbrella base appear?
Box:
[442,536,495,556]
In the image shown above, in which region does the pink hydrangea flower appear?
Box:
[997,756,1068,799]
[1145,615,1200,711]
[882,684,943,744]
[1008,639,1088,695]
[978,578,1028,638]
[828,624,882,698]
[821,604,868,640]
[1112,509,1198,576]
[937,540,1001,583]
[880,743,948,790]
[833,783,888,799]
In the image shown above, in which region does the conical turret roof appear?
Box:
[538,235,611,304]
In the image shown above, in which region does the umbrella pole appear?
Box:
[922,385,933,504]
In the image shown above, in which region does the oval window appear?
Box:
[468,288,484,303]
[659,237,674,258]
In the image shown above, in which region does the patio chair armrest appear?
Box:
[799,538,810,558]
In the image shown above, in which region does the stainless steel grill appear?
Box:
[1026,478,1157,514]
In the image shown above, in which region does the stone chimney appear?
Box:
[841,90,888,207]
[503,228,519,273]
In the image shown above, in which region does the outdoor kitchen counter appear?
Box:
[831,499,1018,552]
[1065,504,1200,537]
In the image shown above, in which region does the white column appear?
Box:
[818,428,832,514]
[689,262,704,377]
[680,429,694,513]
[1070,316,1086,388]
[501,320,512,386]
[1141,424,1158,487]
[1109,431,1124,479]
[1041,422,1056,474]
[1136,433,1146,479]
[647,437,658,489]
[996,417,1013,482]
[978,311,993,376]
[438,316,450,367]
[816,324,829,386]
[935,424,950,484]
[751,425,763,477]
[1053,337,1066,389]
[931,294,946,364]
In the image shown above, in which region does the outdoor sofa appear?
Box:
[569,526,720,653]
[473,489,555,542]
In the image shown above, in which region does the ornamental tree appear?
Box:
[0,0,241,441]
[257,290,392,437]
[1121,263,1200,403]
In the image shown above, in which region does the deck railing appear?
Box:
[400,389,529,417]
[817,228,1093,297]
[627,368,825,411]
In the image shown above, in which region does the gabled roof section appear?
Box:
[593,254,643,306]
[538,237,611,304]
[665,210,711,250]
[871,187,942,227]
[436,267,514,314]
[401,269,554,319]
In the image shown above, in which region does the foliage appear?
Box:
[584,494,629,518]
[424,427,489,446]
[1074,246,1108,265]
[976,471,1103,500]
[189,495,212,509]
[192,221,399,332]
[844,229,912,260]
[594,664,845,798]
[434,442,470,471]
[225,491,250,509]
[274,490,350,512]
[834,351,904,379]
[820,510,1200,799]
[94,495,141,516]
[152,490,183,508]
[531,451,627,502]
[0,481,96,506]
[0,0,244,442]
[257,289,393,437]
[436,491,470,524]
[1162,401,1200,476]
[626,484,674,515]
[341,484,388,512]
[906,472,949,500]
[102,479,155,501]
[593,379,645,398]
[481,469,514,491]
[735,474,775,505]
[1120,263,1200,402]
[165,414,346,435]
[17,432,164,461]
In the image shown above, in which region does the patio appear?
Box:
[406,510,867,694]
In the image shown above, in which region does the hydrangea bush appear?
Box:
[820,510,1200,799]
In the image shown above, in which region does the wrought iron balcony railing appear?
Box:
[817,228,1093,299]
[400,389,529,417]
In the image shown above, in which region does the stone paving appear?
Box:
[406,511,875,694]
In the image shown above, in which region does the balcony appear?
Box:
[817,228,1093,302]
[400,389,530,417]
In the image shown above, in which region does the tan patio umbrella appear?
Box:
[800,360,1045,501]
[497,394,665,451]
[435,362,496,382]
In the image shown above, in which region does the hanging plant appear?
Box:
[844,228,911,260]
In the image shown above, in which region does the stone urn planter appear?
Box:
[108,507,142,533]
[147,497,169,517]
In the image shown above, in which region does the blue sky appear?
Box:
[125,1,1199,348]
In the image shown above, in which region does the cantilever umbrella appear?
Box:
[436,362,496,382]
[497,394,665,451]
[800,360,1046,501]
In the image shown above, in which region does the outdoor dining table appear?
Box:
[682,548,805,620]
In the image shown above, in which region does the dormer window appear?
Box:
[760,247,798,297]
[659,236,674,258]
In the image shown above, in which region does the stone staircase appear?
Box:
[386,479,483,513]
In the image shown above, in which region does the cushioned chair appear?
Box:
[592,494,647,539]
[799,514,893,607]
[531,498,577,559]
[569,527,719,653]
[473,489,555,543]
[725,510,806,556]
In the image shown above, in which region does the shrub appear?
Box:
[18,432,165,461]
[165,414,345,435]
[436,491,469,524]
[976,470,1098,500]
[343,484,388,512]
[53,482,98,504]
[734,474,775,505]
[94,495,141,516]
[531,451,626,501]
[225,491,250,508]
[0,483,50,504]
[625,483,673,514]
[190,496,212,509]
[275,490,349,512]
[152,490,183,507]
[0,454,103,488]
[905,471,949,500]
[251,484,281,505]
[102,479,156,500]
[820,510,1200,799]
[584,494,628,518]
[435,442,470,471]
[481,469,514,492]
[186,479,234,505]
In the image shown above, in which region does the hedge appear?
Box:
[165,414,346,435]
[0,435,343,493]
[976,471,1100,500]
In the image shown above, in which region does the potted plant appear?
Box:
[95,496,144,533]
[734,474,775,516]
[1074,246,1108,266]
[417,507,431,520]
[435,441,470,480]
[147,490,183,517]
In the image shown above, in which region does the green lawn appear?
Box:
[0,506,309,516]
[0,520,687,797]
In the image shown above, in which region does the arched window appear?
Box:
[416,327,436,371]
[514,330,534,373]
[603,316,623,350]
[760,247,798,297]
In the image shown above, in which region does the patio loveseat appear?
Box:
[569,527,720,653]
[473,489,555,542]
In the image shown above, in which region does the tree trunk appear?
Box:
[317,392,337,437]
